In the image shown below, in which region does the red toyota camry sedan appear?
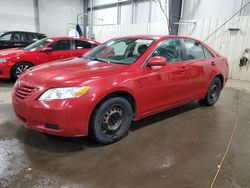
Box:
[0,37,100,79]
[12,35,229,144]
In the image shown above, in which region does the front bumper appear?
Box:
[12,87,94,137]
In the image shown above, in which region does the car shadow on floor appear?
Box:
[15,101,202,153]
[130,101,201,131]
[0,78,15,87]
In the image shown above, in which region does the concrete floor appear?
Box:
[0,79,250,188]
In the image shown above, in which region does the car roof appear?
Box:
[47,37,100,44]
[1,31,46,35]
[118,35,202,42]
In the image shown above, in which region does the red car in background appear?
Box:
[12,35,229,144]
[0,37,100,79]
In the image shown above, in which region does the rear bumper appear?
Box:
[12,91,93,137]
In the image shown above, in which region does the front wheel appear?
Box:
[200,77,222,106]
[11,62,33,79]
[90,97,133,144]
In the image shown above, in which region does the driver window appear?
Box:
[49,40,71,51]
[153,39,183,63]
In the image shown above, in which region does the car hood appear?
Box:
[0,48,26,57]
[21,57,128,86]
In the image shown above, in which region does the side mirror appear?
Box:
[147,56,167,67]
[41,47,53,53]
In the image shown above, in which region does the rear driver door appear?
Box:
[71,40,94,57]
[182,39,213,99]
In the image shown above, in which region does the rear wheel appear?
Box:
[11,62,33,79]
[90,97,133,144]
[200,77,222,106]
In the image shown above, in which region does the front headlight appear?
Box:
[39,86,91,101]
[0,58,7,63]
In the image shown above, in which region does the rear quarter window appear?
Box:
[203,46,214,59]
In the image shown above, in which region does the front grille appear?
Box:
[14,85,38,99]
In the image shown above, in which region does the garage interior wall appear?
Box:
[0,0,84,37]
[38,0,84,37]
[179,0,250,81]
[87,0,170,42]
[1,0,250,81]
[0,0,36,32]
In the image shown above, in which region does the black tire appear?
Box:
[11,62,33,79]
[200,77,222,106]
[90,97,133,144]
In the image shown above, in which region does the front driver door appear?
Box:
[140,39,190,115]
[37,40,72,65]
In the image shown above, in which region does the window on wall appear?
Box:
[153,39,183,63]
[183,40,205,60]
[49,40,71,51]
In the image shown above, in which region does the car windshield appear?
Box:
[84,38,155,65]
[23,38,53,51]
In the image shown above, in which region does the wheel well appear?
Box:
[93,91,136,116]
[10,61,34,78]
[215,74,224,88]
[89,91,137,129]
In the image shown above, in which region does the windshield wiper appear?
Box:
[88,57,110,64]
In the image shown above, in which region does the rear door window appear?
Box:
[12,33,22,42]
[183,40,205,60]
[74,40,92,49]
[22,33,37,42]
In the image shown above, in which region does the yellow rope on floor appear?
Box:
[209,89,241,188]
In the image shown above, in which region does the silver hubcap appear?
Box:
[16,65,30,77]
[101,106,124,135]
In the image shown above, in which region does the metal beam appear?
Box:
[117,0,122,24]
[33,0,40,32]
[83,0,88,37]
[132,0,136,24]
[169,0,183,35]
[89,0,94,39]
[86,0,151,11]
[148,0,152,23]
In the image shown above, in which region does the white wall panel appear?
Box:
[89,0,169,25]
[91,22,169,42]
[179,16,250,81]
[151,0,168,23]
[182,0,250,19]
[121,4,132,24]
[0,0,36,32]
[92,0,118,6]
[92,7,117,25]
[38,0,83,37]
[135,1,150,23]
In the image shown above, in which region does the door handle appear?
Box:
[180,66,188,72]
[211,61,215,66]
